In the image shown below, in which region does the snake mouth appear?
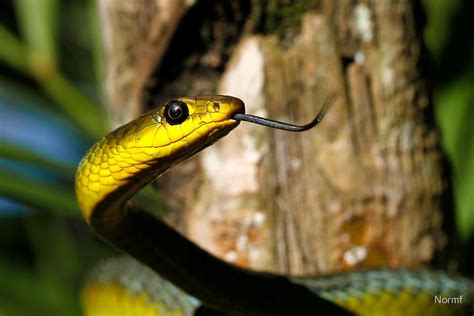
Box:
[227,97,245,119]
[231,108,245,116]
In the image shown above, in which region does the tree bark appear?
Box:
[99,0,452,278]
[97,0,195,126]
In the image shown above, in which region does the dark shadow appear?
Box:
[144,0,251,107]
[194,305,227,316]
[436,0,474,86]
[459,237,474,277]
[412,0,460,270]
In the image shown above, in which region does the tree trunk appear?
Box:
[98,0,452,278]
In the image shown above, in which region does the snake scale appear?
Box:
[75,95,474,315]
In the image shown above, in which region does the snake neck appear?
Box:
[93,205,352,315]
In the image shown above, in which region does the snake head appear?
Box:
[150,95,245,152]
[173,95,245,122]
[75,95,245,219]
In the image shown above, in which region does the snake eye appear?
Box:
[164,100,189,125]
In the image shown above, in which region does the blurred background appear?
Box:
[0,0,472,315]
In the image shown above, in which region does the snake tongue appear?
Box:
[231,93,336,132]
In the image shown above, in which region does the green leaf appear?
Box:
[0,168,79,216]
[87,0,106,101]
[0,141,75,179]
[14,0,59,77]
[0,257,81,316]
[0,24,29,73]
[24,215,80,283]
[435,76,474,239]
[40,72,109,139]
[0,74,58,115]
[0,21,109,140]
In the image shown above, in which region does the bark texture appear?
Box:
[98,0,195,126]
[99,0,451,277]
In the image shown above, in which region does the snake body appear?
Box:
[76,96,474,315]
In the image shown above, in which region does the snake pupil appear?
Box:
[164,100,189,125]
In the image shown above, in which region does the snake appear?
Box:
[75,95,474,315]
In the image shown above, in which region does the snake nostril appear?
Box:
[213,103,220,112]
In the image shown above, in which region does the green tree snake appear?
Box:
[75,95,474,315]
